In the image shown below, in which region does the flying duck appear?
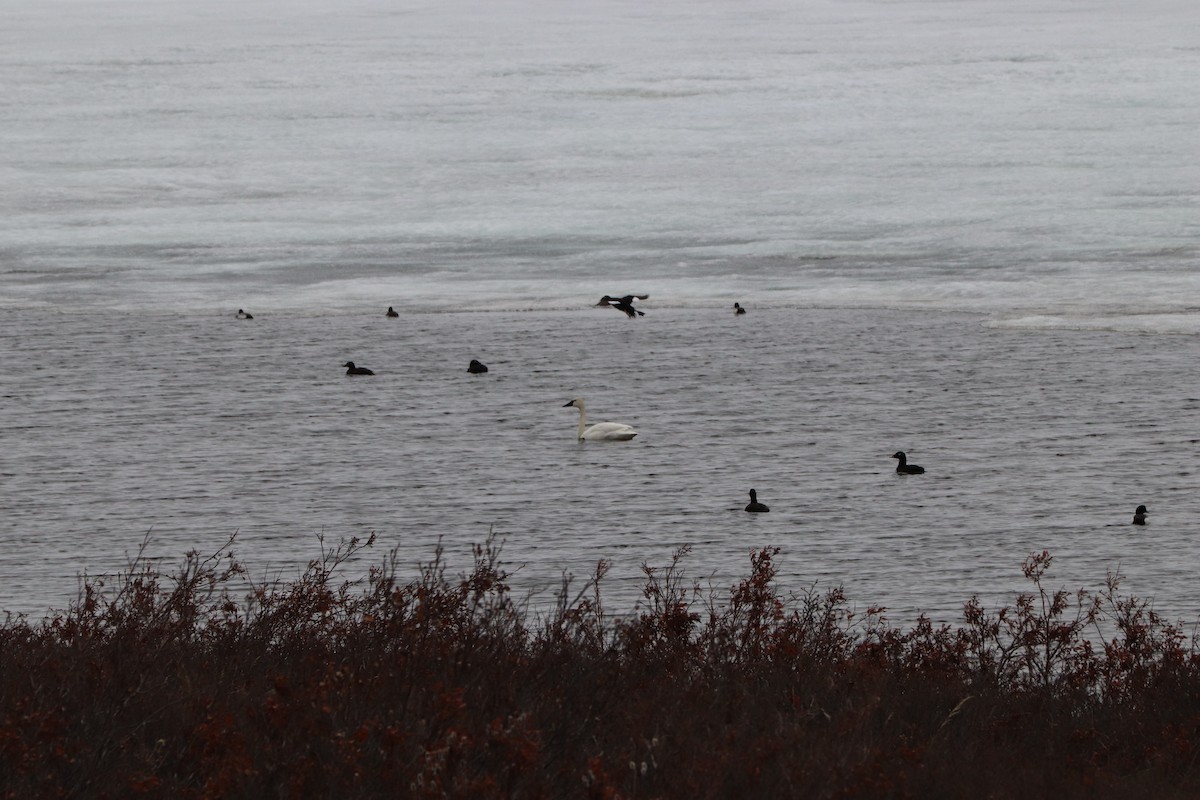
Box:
[596,294,648,318]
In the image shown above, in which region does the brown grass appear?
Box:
[3,534,1199,799]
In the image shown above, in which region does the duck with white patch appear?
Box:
[596,294,648,318]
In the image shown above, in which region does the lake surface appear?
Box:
[2,0,1198,623]
[3,306,1197,625]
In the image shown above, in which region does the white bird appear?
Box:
[562,398,638,441]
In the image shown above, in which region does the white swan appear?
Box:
[563,398,638,441]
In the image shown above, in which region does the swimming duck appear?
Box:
[596,294,648,318]
[734,302,746,315]
[563,398,637,441]
[1132,505,1148,525]
[891,451,925,474]
[386,306,399,318]
[468,359,488,374]
[236,309,253,319]
[745,489,769,513]
[344,361,375,376]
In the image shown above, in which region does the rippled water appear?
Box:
[3,307,1197,624]
[3,0,1199,624]
[4,0,1199,320]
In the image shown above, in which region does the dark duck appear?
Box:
[891,451,925,474]
[343,361,375,375]
[596,294,648,318]
[1132,505,1148,525]
[745,489,770,513]
[468,359,488,374]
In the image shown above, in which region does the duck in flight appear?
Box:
[891,451,925,474]
[386,306,399,318]
[1132,505,1148,525]
[745,489,769,513]
[344,361,375,375]
[468,359,488,374]
[236,309,253,319]
[596,294,648,318]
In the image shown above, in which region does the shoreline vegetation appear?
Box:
[3,535,1200,798]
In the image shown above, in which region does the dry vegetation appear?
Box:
[3,533,1200,799]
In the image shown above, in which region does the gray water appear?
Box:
[3,0,1199,320]
[2,0,1199,622]
[3,306,1196,624]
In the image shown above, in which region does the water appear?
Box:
[4,307,1197,625]
[1,0,1199,623]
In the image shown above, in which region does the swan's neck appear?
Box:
[575,404,587,439]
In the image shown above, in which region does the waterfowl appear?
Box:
[343,361,375,376]
[1132,505,1148,525]
[596,294,648,318]
[236,309,253,319]
[596,294,648,307]
[734,302,746,315]
[386,306,399,318]
[745,489,769,513]
[563,398,637,441]
[891,451,925,474]
[468,359,488,374]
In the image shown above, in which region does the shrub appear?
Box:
[2,535,1199,798]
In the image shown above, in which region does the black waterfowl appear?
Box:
[1132,505,1148,525]
[385,306,399,318]
[343,361,375,376]
[468,359,488,374]
[597,294,648,318]
[236,309,253,319]
[745,489,770,513]
[891,451,925,474]
[734,302,746,315]
[596,294,648,307]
